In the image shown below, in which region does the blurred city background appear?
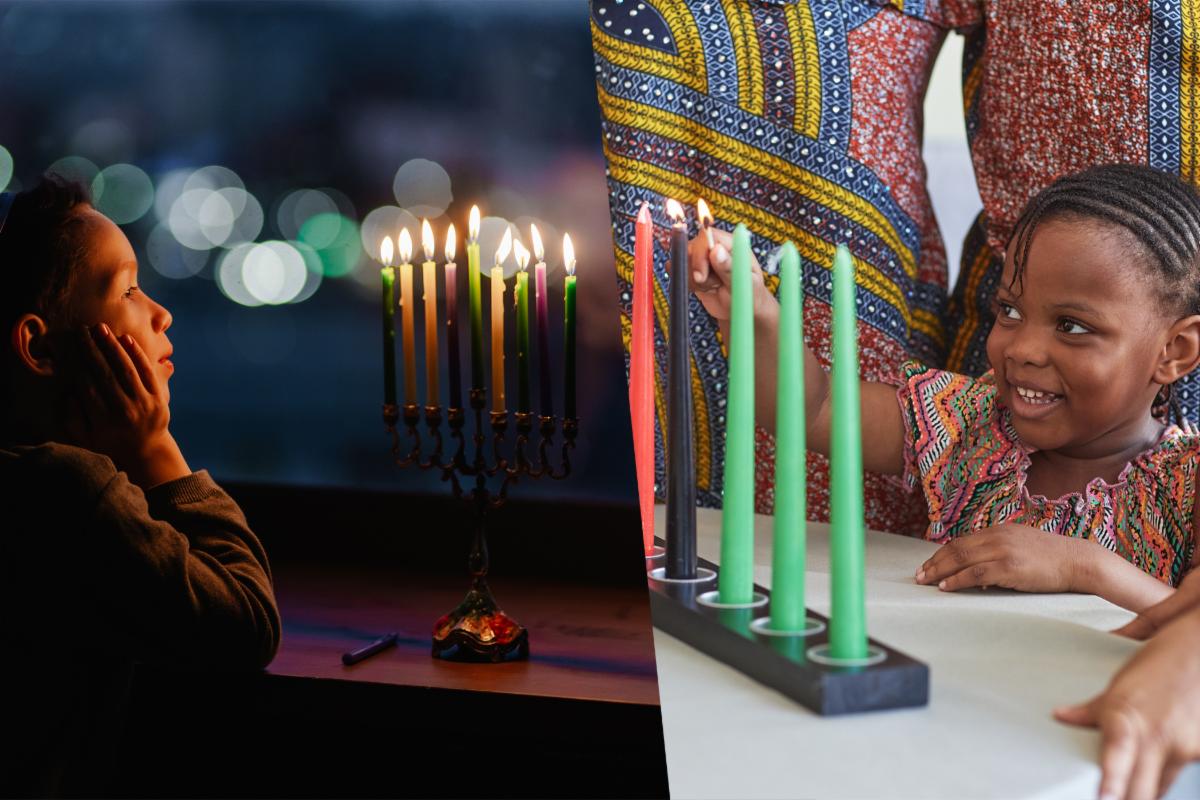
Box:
[0,0,635,502]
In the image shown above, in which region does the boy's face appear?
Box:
[985,217,1170,457]
[72,207,174,399]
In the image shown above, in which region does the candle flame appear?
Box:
[697,198,714,227]
[563,233,575,277]
[513,239,530,271]
[530,223,544,262]
[380,236,394,266]
[398,227,413,264]
[445,223,456,262]
[495,226,512,266]
[665,198,685,223]
[469,205,480,242]
[421,219,435,262]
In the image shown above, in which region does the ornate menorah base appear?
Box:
[431,580,530,663]
[387,393,575,665]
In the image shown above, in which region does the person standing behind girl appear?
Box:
[688,164,1200,611]
[0,175,280,796]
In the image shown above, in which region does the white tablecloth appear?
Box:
[652,505,1200,800]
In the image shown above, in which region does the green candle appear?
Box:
[516,267,531,413]
[468,206,484,392]
[829,243,868,659]
[770,242,805,631]
[380,237,397,407]
[563,233,577,419]
[718,223,755,605]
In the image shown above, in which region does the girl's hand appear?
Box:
[1055,609,1200,800]
[684,227,775,322]
[63,323,189,488]
[914,524,1090,594]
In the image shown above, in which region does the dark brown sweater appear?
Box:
[0,443,280,797]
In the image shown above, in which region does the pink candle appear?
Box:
[631,202,655,555]
[444,224,461,410]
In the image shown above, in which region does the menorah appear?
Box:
[378,206,579,663]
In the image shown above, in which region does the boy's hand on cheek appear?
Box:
[914,524,1088,594]
[63,324,189,489]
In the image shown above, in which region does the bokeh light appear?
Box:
[513,216,561,271]
[392,158,453,218]
[298,212,361,277]
[216,243,262,307]
[70,118,135,165]
[146,222,209,280]
[0,145,12,192]
[48,155,100,190]
[478,215,522,277]
[223,188,264,246]
[92,163,154,224]
[289,240,325,304]
[360,205,420,260]
[164,165,263,251]
[153,168,192,222]
[241,241,308,305]
[275,188,335,239]
[184,164,245,195]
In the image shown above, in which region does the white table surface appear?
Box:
[652,505,1200,800]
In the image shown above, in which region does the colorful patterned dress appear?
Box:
[591,0,950,535]
[890,1,1200,421]
[898,361,1200,586]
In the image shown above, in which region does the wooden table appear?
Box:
[111,485,668,799]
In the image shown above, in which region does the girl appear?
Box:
[0,174,280,796]
[687,164,1200,613]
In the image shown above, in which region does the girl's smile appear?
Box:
[986,217,1178,465]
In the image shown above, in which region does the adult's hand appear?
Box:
[1114,556,1200,640]
[1055,608,1200,800]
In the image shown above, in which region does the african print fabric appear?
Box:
[591,0,949,535]
[890,1,1200,423]
[898,361,1199,586]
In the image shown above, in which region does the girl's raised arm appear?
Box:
[685,229,906,476]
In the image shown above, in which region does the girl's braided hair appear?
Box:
[1007,164,1200,424]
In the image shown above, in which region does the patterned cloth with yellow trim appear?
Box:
[891,1,1200,425]
[591,0,952,535]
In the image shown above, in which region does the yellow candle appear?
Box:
[421,219,439,407]
[398,228,416,403]
[491,227,513,412]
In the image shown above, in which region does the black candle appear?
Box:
[665,199,696,578]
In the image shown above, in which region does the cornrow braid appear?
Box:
[1007,165,1200,427]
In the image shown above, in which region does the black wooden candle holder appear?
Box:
[385,388,578,662]
[647,543,929,715]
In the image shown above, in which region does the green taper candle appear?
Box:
[770,242,805,631]
[516,268,531,412]
[718,223,755,605]
[829,243,868,659]
[468,206,484,392]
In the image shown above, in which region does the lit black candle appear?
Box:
[665,198,696,579]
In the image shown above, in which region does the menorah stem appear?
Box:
[468,475,490,580]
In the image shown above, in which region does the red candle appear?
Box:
[631,201,655,555]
